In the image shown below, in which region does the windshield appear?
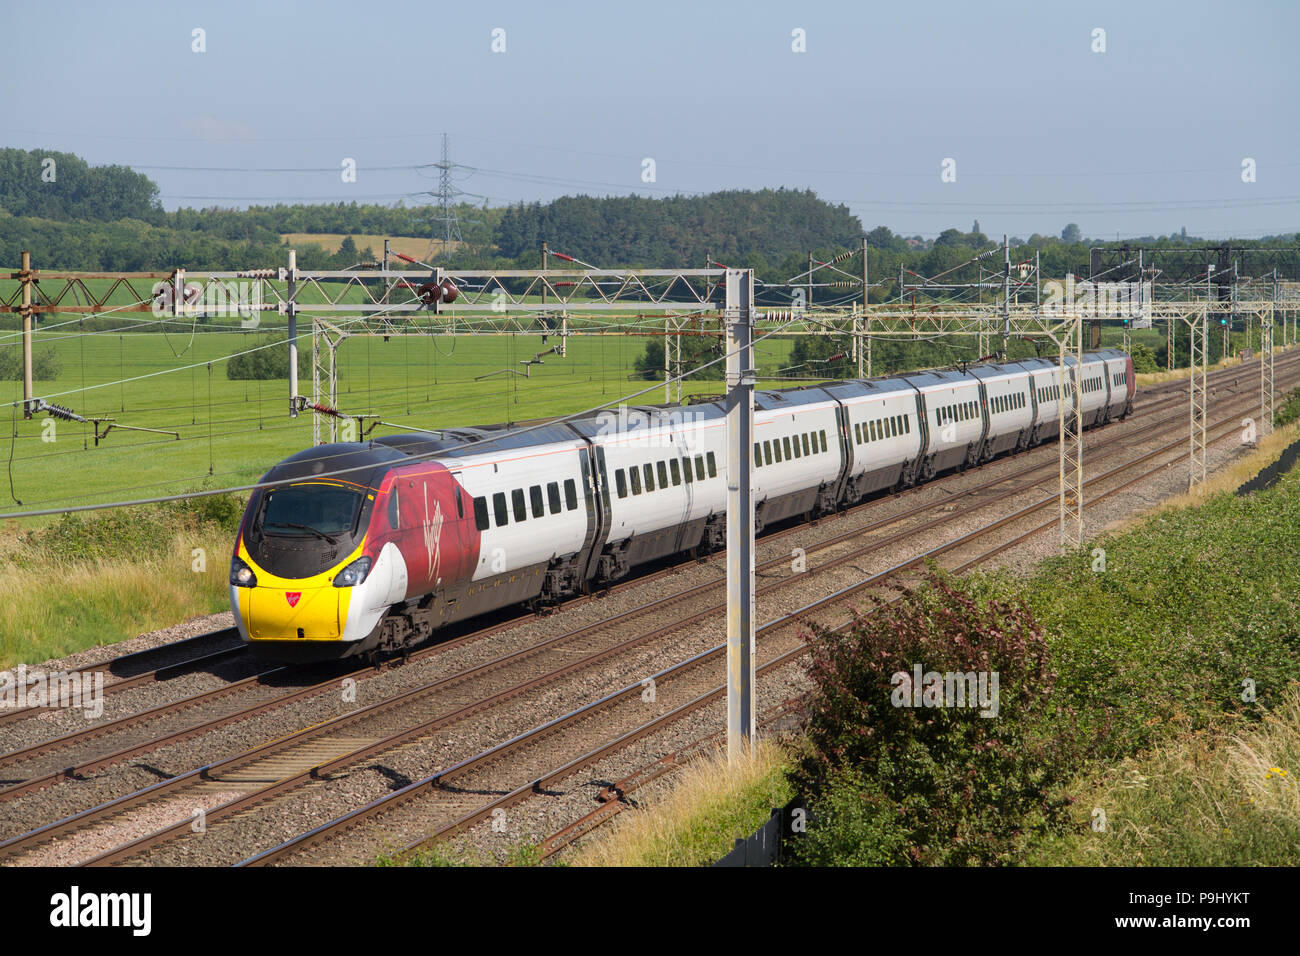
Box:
[257,482,364,538]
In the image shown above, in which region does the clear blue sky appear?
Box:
[2,0,1297,240]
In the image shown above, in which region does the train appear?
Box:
[229,349,1134,661]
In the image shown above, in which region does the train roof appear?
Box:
[262,442,407,489]
[567,402,727,440]
[968,361,1031,381]
[818,376,917,400]
[373,421,581,460]
[753,385,838,410]
[898,368,981,389]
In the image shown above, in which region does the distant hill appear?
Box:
[493,188,865,266]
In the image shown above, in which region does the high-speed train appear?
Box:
[230,349,1134,661]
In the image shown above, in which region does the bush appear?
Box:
[785,768,911,866]
[1129,342,1159,373]
[12,491,245,567]
[791,569,1092,865]
[0,345,62,381]
[226,334,310,380]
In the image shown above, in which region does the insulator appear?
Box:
[41,401,87,423]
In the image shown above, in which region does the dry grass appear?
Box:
[1134,416,1300,518]
[0,524,231,667]
[572,740,792,867]
[281,234,461,261]
[1029,685,1300,865]
[1134,353,1240,387]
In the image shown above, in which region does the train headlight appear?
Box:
[333,556,372,588]
[230,556,257,588]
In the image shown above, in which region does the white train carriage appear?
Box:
[904,369,988,478]
[374,425,595,614]
[750,388,844,528]
[1020,358,1069,442]
[1065,354,1110,428]
[1094,347,1135,422]
[969,362,1035,460]
[823,377,925,499]
[578,404,729,580]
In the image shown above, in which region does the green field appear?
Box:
[0,328,801,520]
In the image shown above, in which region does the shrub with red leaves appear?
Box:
[791,569,1093,866]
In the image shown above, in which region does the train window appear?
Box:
[707,451,718,477]
[493,492,508,527]
[763,441,772,466]
[548,481,562,513]
[454,488,464,519]
[615,470,628,498]
[474,496,490,532]
[630,468,642,495]
[783,436,792,460]
[695,455,706,480]
[802,434,811,456]
[820,430,828,451]
[753,444,762,467]
[682,457,694,483]
[854,422,862,444]
[643,463,655,492]
[904,415,910,434]
[657,461,668,488]
[388,488,400,530]
[530,485,544,519]
[792,435,802,458]
[671,459,682,485]
[512,489,528,522]
[773,439,782,462]
[564,478,578,510]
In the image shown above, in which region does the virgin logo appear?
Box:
[422,484,444,585]
[285,592,301,608]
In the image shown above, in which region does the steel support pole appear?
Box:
[287,249,299,417]
[1002,235,1011,359]
[861,237,869,378]
[664,317,671,404]
[20,250,33,419]
[312,319,321,446]
[724,269,756,762]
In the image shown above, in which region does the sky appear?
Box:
[2,0,1297,241]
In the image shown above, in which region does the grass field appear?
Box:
[0,316,1210,523]
[279,234,462,261]
[0,328,761,521]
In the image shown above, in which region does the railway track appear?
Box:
[0,350,1226,728]
[0,628,246,730]
[1,349,1288,866]
[5,351,1289,868]
[0,352,1270,788]
[254,391,1285,867]
[0,352,1266,810]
